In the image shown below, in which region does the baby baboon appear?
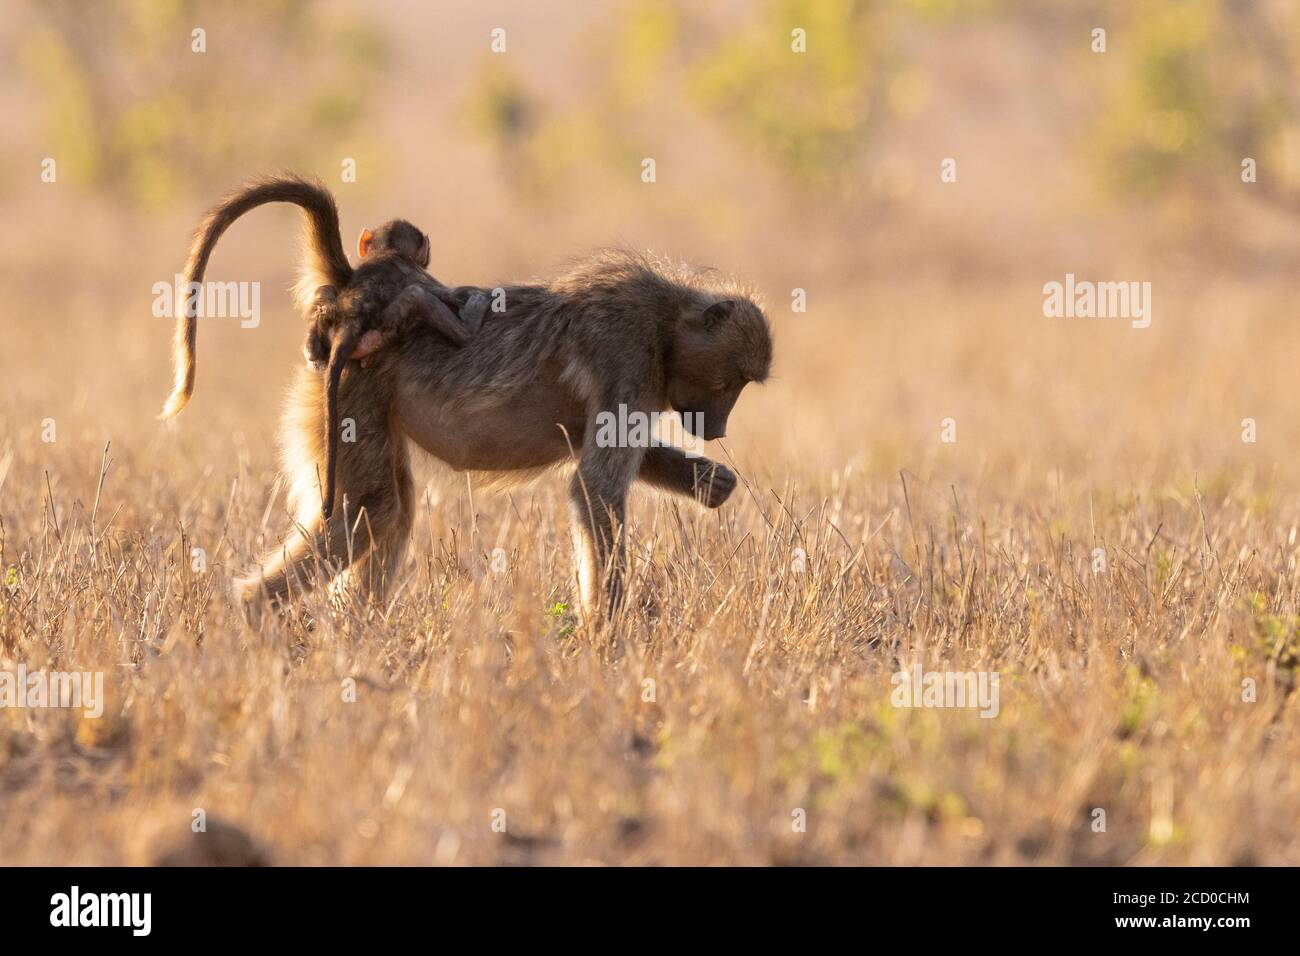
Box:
[303,218,483,519]
[303,218,483,372]
[240,250,773,617]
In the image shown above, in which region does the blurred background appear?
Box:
[4,0,1300,481]
[4,0,1300,865]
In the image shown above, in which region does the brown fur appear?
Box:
[242,250,773,616]
[234,362,414,605]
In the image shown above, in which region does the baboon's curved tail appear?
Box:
[161,174,354,419]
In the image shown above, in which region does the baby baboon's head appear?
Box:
[668,297,772,440]
[357,219,430,267]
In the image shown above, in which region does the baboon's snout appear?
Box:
[676,406,722,440]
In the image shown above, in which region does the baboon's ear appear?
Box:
[357,228,375,259]
[700,299,735,328]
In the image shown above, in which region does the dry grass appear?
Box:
[4,0,1300,867]
[2,268,1299,866]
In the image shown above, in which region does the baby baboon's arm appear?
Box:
[382,284,472,347]
[460,290,488,335]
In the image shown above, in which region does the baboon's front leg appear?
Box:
[638,444,737,508]
[570,428,645,617]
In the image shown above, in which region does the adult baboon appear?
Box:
[237,250,773,616]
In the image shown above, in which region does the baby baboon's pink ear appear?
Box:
[357,228,374,259]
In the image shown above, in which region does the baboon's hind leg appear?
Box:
[237,362,414,609]
[330,435,414,604]
[234,493,402,607]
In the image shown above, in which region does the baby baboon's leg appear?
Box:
[638,445,737,508]
[304,285,339,371]
[382,285,471,346]
[237,361,413,607]
[569,416,646,617]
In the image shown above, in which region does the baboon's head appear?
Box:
[358,219,430,268]
[668,297,772,441]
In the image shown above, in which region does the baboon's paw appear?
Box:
[697,463,737,508]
